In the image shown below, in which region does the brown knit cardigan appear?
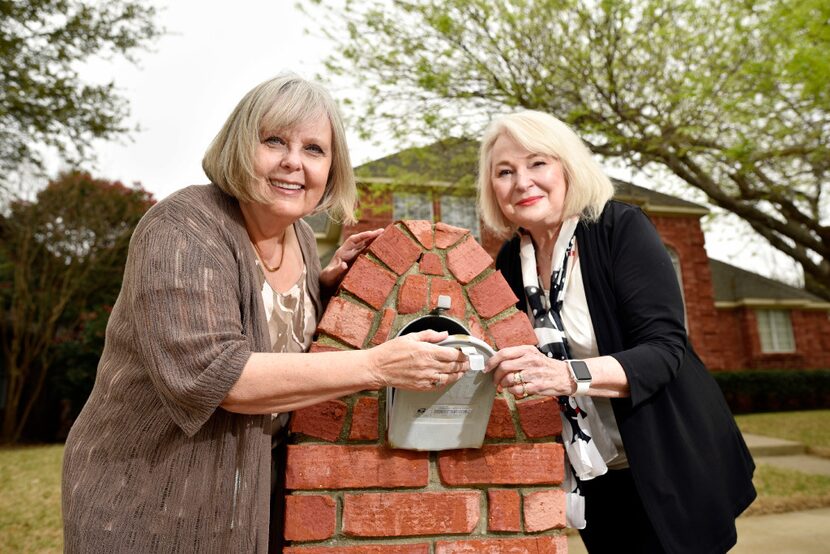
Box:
[62,184,323,553]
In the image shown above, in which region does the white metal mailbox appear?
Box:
[386,304,497,451]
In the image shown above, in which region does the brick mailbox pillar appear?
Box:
[284,221,568,553]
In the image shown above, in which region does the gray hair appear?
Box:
[202,73,357,223]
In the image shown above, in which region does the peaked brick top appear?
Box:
[313,220,536,351]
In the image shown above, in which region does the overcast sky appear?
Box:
[69,1,380,199]
[61,0,799,284]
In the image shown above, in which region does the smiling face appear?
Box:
[251,112,333,226]
[489,133,568,236]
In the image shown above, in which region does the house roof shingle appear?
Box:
[356,138,707,213]
[355,138,479,186]
[709,259,827,307]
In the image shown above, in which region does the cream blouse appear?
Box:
[255,261,316,431]
[547,241,629,469]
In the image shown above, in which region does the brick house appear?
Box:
[305,139,830,371]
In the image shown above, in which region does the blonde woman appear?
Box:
[480,110,755,553]
[62,74,468,553]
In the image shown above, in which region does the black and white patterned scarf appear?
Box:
[519,217,613,529]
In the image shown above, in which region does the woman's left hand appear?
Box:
[320,228,384,290]
[485,345,573,398]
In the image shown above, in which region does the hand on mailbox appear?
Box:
[485,344,571,398]
[367,330,470,391]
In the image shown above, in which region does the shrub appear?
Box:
[713,369,830,414]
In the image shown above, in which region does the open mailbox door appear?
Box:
[386,333,496,451]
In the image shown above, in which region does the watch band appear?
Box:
[573,378,591,395]
[567,360,592,396]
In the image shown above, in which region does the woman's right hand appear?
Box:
[366,330,469,391]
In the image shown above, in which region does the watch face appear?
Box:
[570,360,592,381]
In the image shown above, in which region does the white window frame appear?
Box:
[393,192,433,221]
[303,212,333,238]
[666,247,688,330]
[440,195,480,240]
[755,309,796,353]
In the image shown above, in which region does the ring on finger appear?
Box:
[431,375,441,387]
[515,372,524,385]
[520,382,528,398]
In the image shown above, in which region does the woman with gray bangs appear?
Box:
[479,110,756,553]
[61,74,469,553]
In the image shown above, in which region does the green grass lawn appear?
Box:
[0,444,63,553]
[734,409,830,455]
[2,410,829,552]
[734,409,830,515]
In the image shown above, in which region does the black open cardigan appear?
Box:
[496,200,756,554]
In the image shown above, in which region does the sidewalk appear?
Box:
[746,432,830,477]
[568,433,830,553]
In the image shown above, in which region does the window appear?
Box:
[666,247,687,329]
[303,212,339,265]
[393,192,433,221]
[303,212,332,236]
[440,195,480,240]
[755,309,796,353]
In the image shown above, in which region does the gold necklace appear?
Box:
[252,234,287,272]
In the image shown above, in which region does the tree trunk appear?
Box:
[1,364,22,443]
[804,271,830,302]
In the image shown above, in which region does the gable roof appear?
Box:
[356,138,479,185]
[354,140,829,309]
[611,180,708,215]
[709,259,829,309]
[355,138,708,214]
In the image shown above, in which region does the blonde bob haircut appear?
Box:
[477,110,614,238]
[202,73,357,224]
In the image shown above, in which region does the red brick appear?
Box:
[419,252,444,275]
[430,278,465,319]
[368,225,422,275]
[317,297,375,349]
[340,256,397,309]
[487,311,538,349]
[343,491,480,537]
[447,235,493,284]
[435,536,567,553]
[435,222,469,248]
[468,271,518,319]
[290,399,347,442]
[344,190,392,224]
[437,443,564,486]
[310,342,346,353]
[397,274,428,314]
[286,445,429,490]
[370,307,397,346]
[523,489,566,532]
[484,397,515,439]
[403,219,434,249]
[468,315,496,349]
[487,489,521,532]
[517,396,562,438]
[285,545,430,554]
[349,396,379,441]
[284,495,336,541]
